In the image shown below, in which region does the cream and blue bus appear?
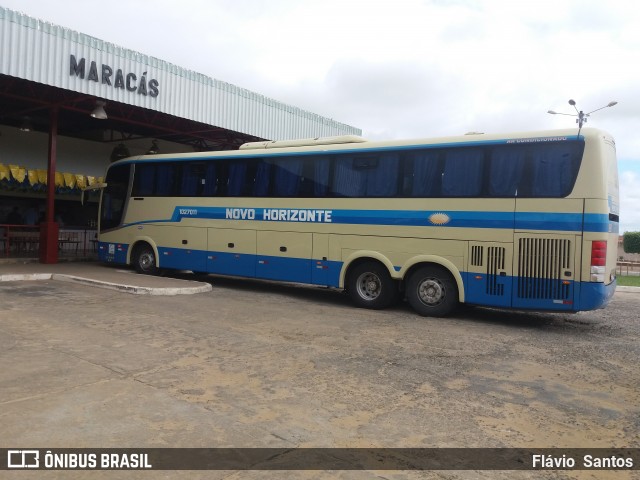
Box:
[94,127,618,317]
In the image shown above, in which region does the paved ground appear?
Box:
[0,262,638,479]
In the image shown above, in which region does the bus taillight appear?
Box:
[590,240,607,282]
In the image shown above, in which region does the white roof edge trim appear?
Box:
[239,135,368,150]
[0,5,362,138]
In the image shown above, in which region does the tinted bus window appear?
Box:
[132,163,177,196]
[253,160,271,197]
[297,156,331,197]
[178,162,218,196]
[529,143,583,197]
[123,140,584,200]
[133,163,155,196]
[179,163,203,196]
[330,153,399,197]
[488,146,526,197]
[405,150,442,197]
[273,157,303,196]
[227,161,248,196]
[442,148,484,197]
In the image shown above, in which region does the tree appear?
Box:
[623,232,640,254]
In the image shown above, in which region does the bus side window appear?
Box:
[442,148,484,197]
[274,157,303,196]
[314,157,331,197]
[202,163,218,196]
[253,160,271,197]
[179,162,216,196]
[366,153,398,197]
[530,144,582,197]
[155,164,176,196]
[133,163,156,196]
[299,156,330,197]
[332,155,366,197]
[406,150,441,197]
[489,146,526,197]
[180,163,202,196]
[227,162,248,196]
[329,154,399,198]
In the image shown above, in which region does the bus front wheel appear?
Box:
[132,243,159,275]
[347,262,398,310]
[406,265,458,317]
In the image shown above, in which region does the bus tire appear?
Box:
[132,243,159,275]
[406,265,458,317]
[347,262,398,310]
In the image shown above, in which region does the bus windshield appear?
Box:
[100,164,130,232]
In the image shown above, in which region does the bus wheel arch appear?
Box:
[404,263,459,317]
[131,240,160,276]
[345,258,400,310]
[401,257,465,303]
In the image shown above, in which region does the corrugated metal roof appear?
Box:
[0,6,361,140]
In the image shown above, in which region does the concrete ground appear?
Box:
[0,262,638,480]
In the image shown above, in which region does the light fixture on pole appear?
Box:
[110,143,130,162]
[146,139,160,155]
[19,116,33,132]
[90,100,108,120]
[547,99,617,134]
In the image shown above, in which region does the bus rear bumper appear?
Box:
[576,279,617,311]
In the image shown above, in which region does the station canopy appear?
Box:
[0,6,361,152]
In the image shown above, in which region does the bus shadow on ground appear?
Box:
[177,270,354,306]
[450,304,607,333]
[167,270,605,333]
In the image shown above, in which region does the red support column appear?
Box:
[39,106,59,264]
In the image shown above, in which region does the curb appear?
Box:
[0,273,212,296]
[616,286,640,293]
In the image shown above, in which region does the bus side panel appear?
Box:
[582,199,619,286]
[578,199,618,311]
[464,242,513,308]
[332,234,466,292]
[207,228,256,277]
[511,233,579,311]
[311,234,333,286]
[256,230,312,283]
[151,226,207,272]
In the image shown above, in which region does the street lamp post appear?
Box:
[548,99,617,134]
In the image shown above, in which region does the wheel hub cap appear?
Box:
[357,273,381,300]
[419,279,444,305]
[141,253,153,268]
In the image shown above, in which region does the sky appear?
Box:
[2,0,640,233]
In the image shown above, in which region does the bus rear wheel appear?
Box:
[132,243,159,275]
[347,262,398,310]
[406,265,458,317]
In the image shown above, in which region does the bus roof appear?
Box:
[239,135,367,150]
[112,127,612,165]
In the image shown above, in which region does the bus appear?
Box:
[92,127,619,317]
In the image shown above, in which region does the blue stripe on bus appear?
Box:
[99,241,613,312]
[583,213,619,233]
[122,207,614,233]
